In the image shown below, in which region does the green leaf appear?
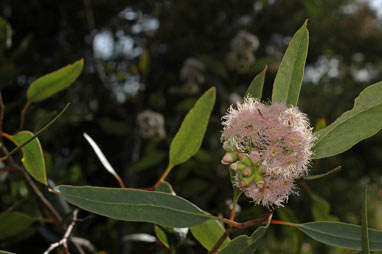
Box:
[311,194,339,222]
[27,58,84,103]
[313,82,382,159]
[155,181,175,194]
[0,17,12,55]
[169,87,216,167]
[297,222,382,250]
[277,207,302,254]
[245,65,267,100]
[190,220,230,251]
[154,225,170,248]
[9,131,46,185]
[219,226,267,254]
[54,185,212,228]
[362,185,370,254]
[0,211,36,241]
[272,20,309,106]
[0,251,16,254]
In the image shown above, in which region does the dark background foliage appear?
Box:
[1,0,382,253]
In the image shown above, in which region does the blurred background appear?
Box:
[1,0,382,253]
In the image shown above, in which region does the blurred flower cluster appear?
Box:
[179,58,205,95]
[226,31,259,73]
[137,110,166,139]
[221,97,315,208]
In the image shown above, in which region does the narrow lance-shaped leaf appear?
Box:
[0,211,37,240]
[296,221,382,250]
[313,82,382,159]
[169,87,216,167]
[219,226,267,254]
[54,185,212,228]
[190,220,230,251]
[27,58,84,103]
[83,133,125,188]
[362,185,370,254]
[8,131,46,185]
[272,20,309,106]
[0,251,16,254]
[245,65,267,100]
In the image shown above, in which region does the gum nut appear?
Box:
[241,166,252,177]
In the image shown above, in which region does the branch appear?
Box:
[208,212,273,254]
[43,209,79,254]
[0,145,65,230]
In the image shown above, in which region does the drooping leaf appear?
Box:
[0,17,12,55]
[83,133,124,187]
[27,58,84,103]
[0,251,16,254]
[54,185,212,228]
[154,225,170,248]
[190,220,230,251]
[311,194,339,222]
[245,65,267,100]
[169,87,216,167]
[297,222,382,250]
[313,82,382,159]
[9,131,46,185]
[0,211,36,241]
[362,185,370,254]
[277,207,303,254]
[219,226,267,254]
[272,20,309,106]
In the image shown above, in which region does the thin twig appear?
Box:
[43,209,79,254]
[152,165,173,189]
[0,92,4,142]
[0,145,65,230]
[0,103,70,161]
[19,101,30,130]
[304,166,342,180]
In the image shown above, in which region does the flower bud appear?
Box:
[253,170,265,189]
[238,153,252,166]
[241,166,253,177]
[249,149,261,163]
[221,152,238,165]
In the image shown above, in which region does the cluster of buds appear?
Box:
[226,31,260,73]
[221,97,315,208]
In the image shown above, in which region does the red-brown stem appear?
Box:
[115,175,126,188]
[152,165,173,189]
[208,212,273,254]
[229,199,237,222]
[20,101,30,130]
[270,220,296,226]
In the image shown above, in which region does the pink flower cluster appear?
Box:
[221,97,315,208]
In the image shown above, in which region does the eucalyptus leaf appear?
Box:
[245,65,267,100]
[190,220,230,251]
[272,20,309,106]
[313,82,382,159]
[219,226,267,254]
[0,251,15,254]
[54,185,212,228]
[297,222,382,250]
[311,194,339,222]
[169,87,216,167]
[27,58,84,103]
[154,225,170,248]
[9,131,46,185]
[0,211,36,241]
